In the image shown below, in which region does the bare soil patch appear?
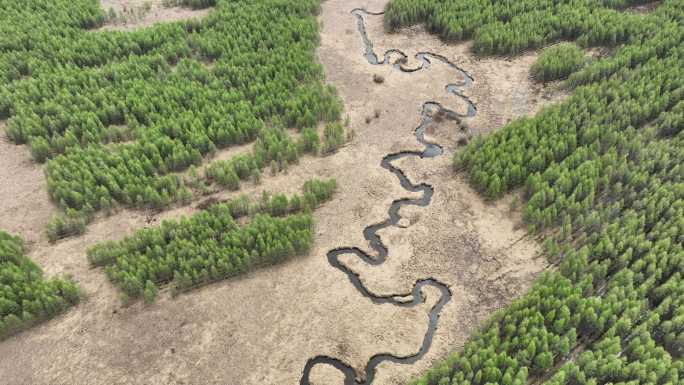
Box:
[0,0,556,384]
[98,0,210,31]
[0,122,56,246]
[625,1,661,14]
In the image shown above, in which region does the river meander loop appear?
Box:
[299,8,477,385]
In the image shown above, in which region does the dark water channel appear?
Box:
[300,8,477,385]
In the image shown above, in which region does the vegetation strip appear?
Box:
[87,179,337,302]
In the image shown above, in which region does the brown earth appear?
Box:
[0,0,564,384]
[0,122,57,247]
[98,0,210,31]
[625,1,661,14]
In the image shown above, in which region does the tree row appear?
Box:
[87,179,336,302]
[0,0,342,238]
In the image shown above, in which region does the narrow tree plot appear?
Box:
[87,179,336,301]
[531,43,588,82]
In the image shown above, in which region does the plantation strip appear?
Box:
[87,179,337,302]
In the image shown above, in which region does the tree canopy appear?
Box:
[87,179,337,302]
[0,0,342,238]
[404,1,684,384]
[0,231,79,340]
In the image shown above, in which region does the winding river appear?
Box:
[300,8,477,385]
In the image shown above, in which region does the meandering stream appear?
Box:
[300,9,477,385]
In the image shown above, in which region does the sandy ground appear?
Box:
[0,123,57,246]
[626,1,661,14]
[98,0,210,31]
[0,0,562,384]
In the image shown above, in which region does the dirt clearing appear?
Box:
[0,122,56,246]
[98,0,211,31]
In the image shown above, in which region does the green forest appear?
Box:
[387,1,684,385]
[530,43,587,83]
[0,231,79,340]
[0,0,342,240]
[87,179,337,302]
[202,121,347,191]
[385,0,667,55]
